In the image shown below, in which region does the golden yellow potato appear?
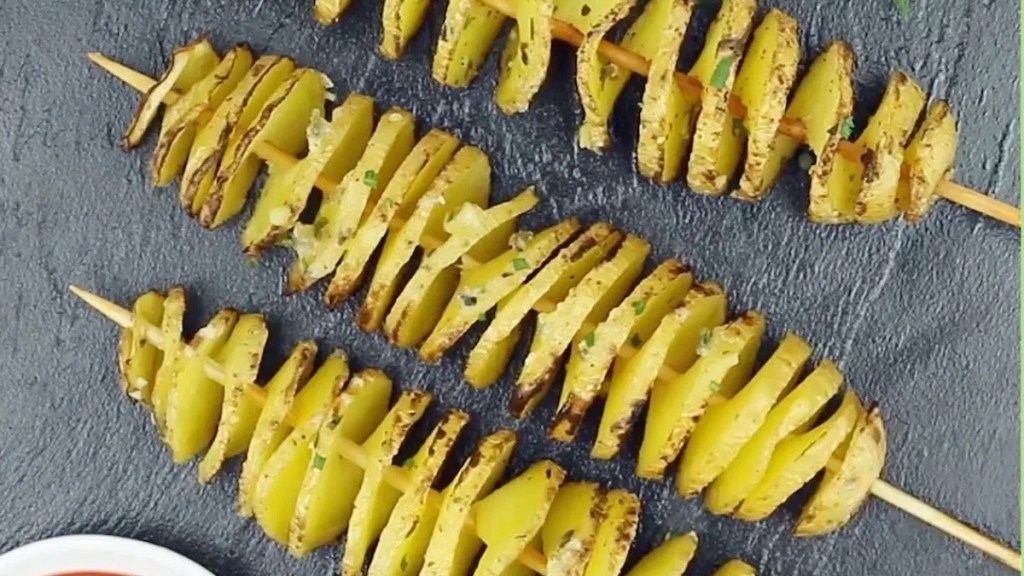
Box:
[197,313,270,483]
[381,0,433,59]
[513,235,650,418]
[495,0,554,114]
[385,187,540,348]
[289,369,393,556]
[243,93,375,253]
[150,45,253,187]
[542,482,606,576]
[342,390,432,576]
[165,309,238,464]
[686,0,757,194]
[735,390,863,521]
[286,107,416,293]
[713,560,756,576]
[637,311,765,479]
[238,341,318,517]
[420,218,579,363]
[854,71,927,223]
[200,68,327,228]
[900,101,958,222]
[313,0,354,24]
[326,129,460,305]
[594,282,727,460]
[432,0,507,87]
[796,404,886,536]
[678,332,812,496]
[582,489,640,576]
[626,531,698,576]
[123,37,218,149]
[464,222,622,389]
[636,0,695,183]
[552,259,692,442]
[359,146,491,332]
[151,286,186,434]
[733,9,800,200]
[181,56,296,215]
[368,411,469,576]
[421,430,517,576]
[705,360,844,515]
[473,460,565,576]
[119,290,165,404]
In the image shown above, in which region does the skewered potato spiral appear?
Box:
[311,0,960,225]
[115,39,886,537]
[114,286,754,575]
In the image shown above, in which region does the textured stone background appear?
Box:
[0,0,1019,575]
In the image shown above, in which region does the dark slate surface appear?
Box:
[0,0,1019,575]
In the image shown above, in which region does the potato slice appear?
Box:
[342,390,432,576]
[421,430,516,576]
[542,483,607,576]
[678,332,811,497]
[151,286,186,434]
[201,68,327,228]
[433,0,507,87]
[686,0,757,194]
[150,45,253,187]
[359,146,491,332]
[465,222,622,389]
[512,235,650,418]
[582,489,640,576]
[327,130,461,305]
[732,9,800,200]
[120,290,165,405]
[313,0,353,24]
[238,341,318,517]
[813,71,923,223]
[286,107,416,292]
[385,188,540,348]
[574,0,636,152]
[626,531,698,576]
[122,38,218,149]
[735,390,862,521]
[796,404,886,536]
[473,460,566,576]
[552,260,692,442]
[705,360,844,515]
[197,313,270,483]
[368,410,470,576]
[181,56,296,215]
[420,219,580,363]
[593,282,727,460]
[757,41,853,201]
[243,94,375,253]
[165,309,238,464]
[713,560,756,576]
[494,0,554,114]
[380,0,432,59]
[637,311,765,479]
[635,0,696,183]
[289,369,393,556]
[900,101,958,222]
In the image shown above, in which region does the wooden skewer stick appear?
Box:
[85,54,1022,570]
[67,284,549,574]
[479,0,1020,228]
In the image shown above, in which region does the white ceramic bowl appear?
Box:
[0,534,216,576]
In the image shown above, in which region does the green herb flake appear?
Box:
[478,311,489,323]
[797,149,817,172]
[709,56,735,90]
[629,333,643,348]
[894,0,910,18]
[731,116,747,138]
[697,328,713,356]
[312,453,327,470]
[403,457,416,468]
[245,255,260,268]
[584,332,596,348]
[512,257,529,271]
[839,116,856,140]
[709,380,721,393]
[363,169,379,189]
[631,299,646,316]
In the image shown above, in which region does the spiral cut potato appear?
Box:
[310,0,960,224]
[113,286,756,576]
[117,39,888,537]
